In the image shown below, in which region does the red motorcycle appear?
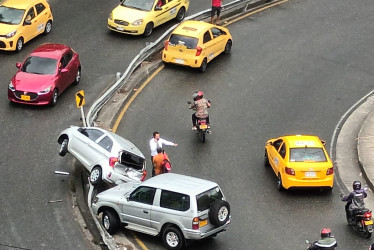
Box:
[188,101,211,143]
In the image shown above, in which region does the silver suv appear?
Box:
[91,173,231,249]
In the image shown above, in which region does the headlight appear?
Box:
[38,86,52,94]
[132,19,143,26]
[6,30,16,38]
[108,13,113,20]
[8,81,15,91]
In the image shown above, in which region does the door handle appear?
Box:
[143,210,149,214]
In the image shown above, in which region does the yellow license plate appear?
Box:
[199,219,207,227]
[200,124,208,129]
[21,95,30,101]
[364,220,373,225]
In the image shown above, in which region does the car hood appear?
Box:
[0,23,20,36]
[97,182,139,200]
[12,72,55,92]
[112,5,148,22]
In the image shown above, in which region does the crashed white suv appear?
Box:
[91,173,231,249]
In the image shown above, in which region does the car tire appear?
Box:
[175,7,186,22]
[224,39,232,54]
[264,150,270,167]
[102,210,120,234]
[90,166,102,185]
[199,58,207,73]
[143,23,154,37]
[277,173,284,191]
[73,67,81,85]
[15,37,24,52]
[162,226,184,250]
[209,200,230,226]
[50,89,58,106]
[59,139,68,157]
[44,20,52,35]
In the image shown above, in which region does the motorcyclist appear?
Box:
[341,180,367,218]
[308,228,337,250]
[190,91,211,130]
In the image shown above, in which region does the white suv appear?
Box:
[91,173,231,249]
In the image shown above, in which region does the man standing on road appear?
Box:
[211,0,222,25]
[149,131,177,176]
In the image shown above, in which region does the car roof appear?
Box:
[172,20,214,37]
[30,44,70,59]
[143,173,219,195]
[2,0,40,9]
[107,130,145,158]
[283,135,323,148]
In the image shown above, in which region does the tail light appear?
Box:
[326,167,334,175]
[196,46,202,56]
[365,212,372,218]
[164,40,169,50]
[192,217,199,230]
[285,167,295,175]
[109,157,118,168]
[140,170,147,182]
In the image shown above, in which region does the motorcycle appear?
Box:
[304,238,337,250]
[341,189,374,238]
[188,101,211,143]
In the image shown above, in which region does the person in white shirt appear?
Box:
[149,131,177,176]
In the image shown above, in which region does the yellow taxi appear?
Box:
[264,135,334,191]
[162,20,232,72]
[0,0,53,52]
[108,0,189,37]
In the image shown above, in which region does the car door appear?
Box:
[34,2,48,35]
[153,0,176,27]
[58,50,75,93]
[23,7,38,42]
[201,30,216,62]
[122,186,156,229]
[268,139,283,174]
[210,27,227,54]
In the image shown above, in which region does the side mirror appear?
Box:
[16,62,21,69]
[126,195,130,201]
[60,68,68,74]
[321,140,326,146]
[154,6,162,11]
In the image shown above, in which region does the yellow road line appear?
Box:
[111,65,164,133]
[131,231,149,250]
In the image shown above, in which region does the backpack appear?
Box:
[161,154,172,173]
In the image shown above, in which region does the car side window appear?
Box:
[35,3,46,15]
[25,8,36,21]
[279,143,286,159]
[273,139,283,151]
[203,31,212,44]
[59,57,67,69]
[211,28,222,38]
[129,186,156,205]
[64,51,73,66]
[97,136,113,152]
[79,128,104,142]
[160,190,190,211]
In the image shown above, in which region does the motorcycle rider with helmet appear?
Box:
[308,228,337,250]
[190,91,211,130]
[342,180,367,218]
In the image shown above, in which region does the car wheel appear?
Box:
[15,37,24,52]
[162,226,184,250]
[90,166,102,185]
[175,7,186,22]
[199,58,207,73]
[59,139,68,157]
[209,200,230,226]
[277,173,284,191]
[73,67,81,85]
[102,210,120,234]
[50,89,58,106]
[264,150,270,167]
[224,39,232,54]
[143,23,154,37]
[44,20,52,35]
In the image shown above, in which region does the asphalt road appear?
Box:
[112,0,374,249]
[0,0,205,249]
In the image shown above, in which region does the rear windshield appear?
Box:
[120,151,144,170]
[169,34,198,49]
[290,148,327,162]
[196,186,223,212]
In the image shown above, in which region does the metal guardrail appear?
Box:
[85,0,255,127]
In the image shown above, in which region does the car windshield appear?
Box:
[0,6,25,24]
[169,34,198,49]
[196,186,223,212]
[121,0,154,12]
[21,56,57,75]
[290,148,327,162]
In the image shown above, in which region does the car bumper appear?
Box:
[0,37,18,51]
[183,219,230,240]
[282,175,334,189]
[107,19,144,35]
[8,89,52,105]
[162,50,203,68]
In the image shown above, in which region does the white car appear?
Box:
[58,126,147,185]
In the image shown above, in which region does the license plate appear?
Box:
[175,58,185,64]
[199,219,207,227]
[21,95,30,101]
[305,171,316,177]
[365,220,373,225]
[116,26,124,31]
[200,124,208,129]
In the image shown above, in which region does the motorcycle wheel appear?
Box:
[200,131,205,143]
[364,230,372,238]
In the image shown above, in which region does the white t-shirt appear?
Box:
[149,138,174,157]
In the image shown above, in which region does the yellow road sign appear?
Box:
[75,90,85,108]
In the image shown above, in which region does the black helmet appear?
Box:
[353,181,361,191]
[320,228,331,238]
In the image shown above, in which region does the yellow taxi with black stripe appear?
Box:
[162,20,232,72]
[264,135,334,191]
[0,0,53,52]
[108,0,189,37]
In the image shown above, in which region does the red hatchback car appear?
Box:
[8,43,81,106]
